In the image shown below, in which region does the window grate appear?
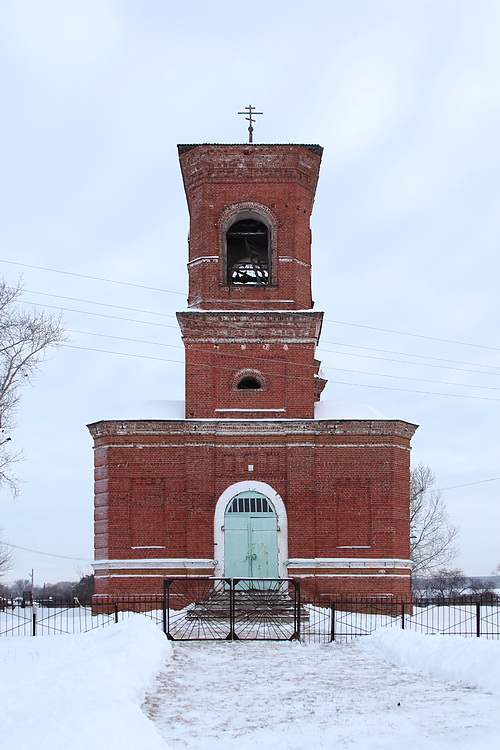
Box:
[227,496,273,513]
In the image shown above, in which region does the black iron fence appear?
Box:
[164,577,301,640]
[302,593,500,643]
[0,595,163,637]
[1,583,499,642]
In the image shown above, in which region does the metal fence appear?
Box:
[0,595,163,637]
[1,584,499,642]
[302,594,500,643]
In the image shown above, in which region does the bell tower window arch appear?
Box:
[230,368,267,392]
[221,205,276,286]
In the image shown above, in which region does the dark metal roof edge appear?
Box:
[177,144,323,156]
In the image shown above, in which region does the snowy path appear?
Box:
[144,640,500,750]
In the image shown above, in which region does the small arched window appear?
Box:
[226,217,270,285]
[237,376,262,390]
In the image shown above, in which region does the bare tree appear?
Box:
[466,576,495,597]
[0,532,13,578]
[410,462,459,577]
[414,568,467,598]
[0,279,64,495]
[413,568,495,599]
[8,578,31,598]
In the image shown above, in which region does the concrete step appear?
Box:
[186,591,309,622]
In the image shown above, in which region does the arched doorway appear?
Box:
[223,491,279,579]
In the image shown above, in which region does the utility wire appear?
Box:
[24,289,179,319]
[24,297,500,382]
[17,296,500,396]
[66,330,500,394]
[6,256,500,354]
[3,541,90,561]
[322,317,500,354]
[319,346,500,378]
[436,477,500,492]
[63,344,500,401]
[23,289,500,374]
[23,299,180,330]
[320,341,500,374]
[14,275,500,397]
[0,258,184,295]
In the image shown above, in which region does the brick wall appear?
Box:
[177,311,323,418]
[89,418,416,597]
[178,143,322,310]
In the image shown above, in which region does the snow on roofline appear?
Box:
[89,400,390,422]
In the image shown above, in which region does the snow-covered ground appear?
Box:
[0,616,172,750]
[1,617,500,749]
[145,633,500,750]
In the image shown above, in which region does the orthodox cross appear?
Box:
[238,105,263,143]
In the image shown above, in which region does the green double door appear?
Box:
[224,491,279,580]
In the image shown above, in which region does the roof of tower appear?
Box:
[177,143,323,156]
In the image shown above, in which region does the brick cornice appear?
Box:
[87,418,418,444]
[178,143,323,195]
[177,310,324,342]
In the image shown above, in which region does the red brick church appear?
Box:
[89,141,417,601]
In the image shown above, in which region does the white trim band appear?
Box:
[287,558,412,570]
[215,409,286,413]
[93,558,216,571]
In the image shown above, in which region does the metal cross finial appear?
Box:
[238,105,263,143]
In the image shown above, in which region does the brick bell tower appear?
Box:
[89,141,417,601]
[176,143,326,420]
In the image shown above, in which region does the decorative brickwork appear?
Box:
[178,143,322,310]
[89,142,417,601]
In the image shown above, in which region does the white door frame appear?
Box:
[214,481,288,579]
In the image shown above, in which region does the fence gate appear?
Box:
[163,577,302,641]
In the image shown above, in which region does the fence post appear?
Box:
[476,602,481,637]
[32,605,37,636]
[295,581,301,641]
[401,601,405,630]
[228,578,236,641]
[330,603,336,642]
[114,604,119,624]
[162,581,168,637]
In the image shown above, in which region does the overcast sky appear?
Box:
[1,0,499,584]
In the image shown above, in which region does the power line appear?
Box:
[67,331,500,394]
[325,378,500,401]
[436,477,500,492]
[22,299,180,330]
[27,288,500,376]
[13,268,500,398]
[19,296,500,396]
[24,289,178,320]
[322,317,500,354]
[68,329,181,348]
[330,366,500,393]
[63,343,500,401]
[0,258,184,296]
[23,295,500,381]
[3,541,90,562]
[320,340,500,374]
[320,346,500,379]
[5,256,499,355]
